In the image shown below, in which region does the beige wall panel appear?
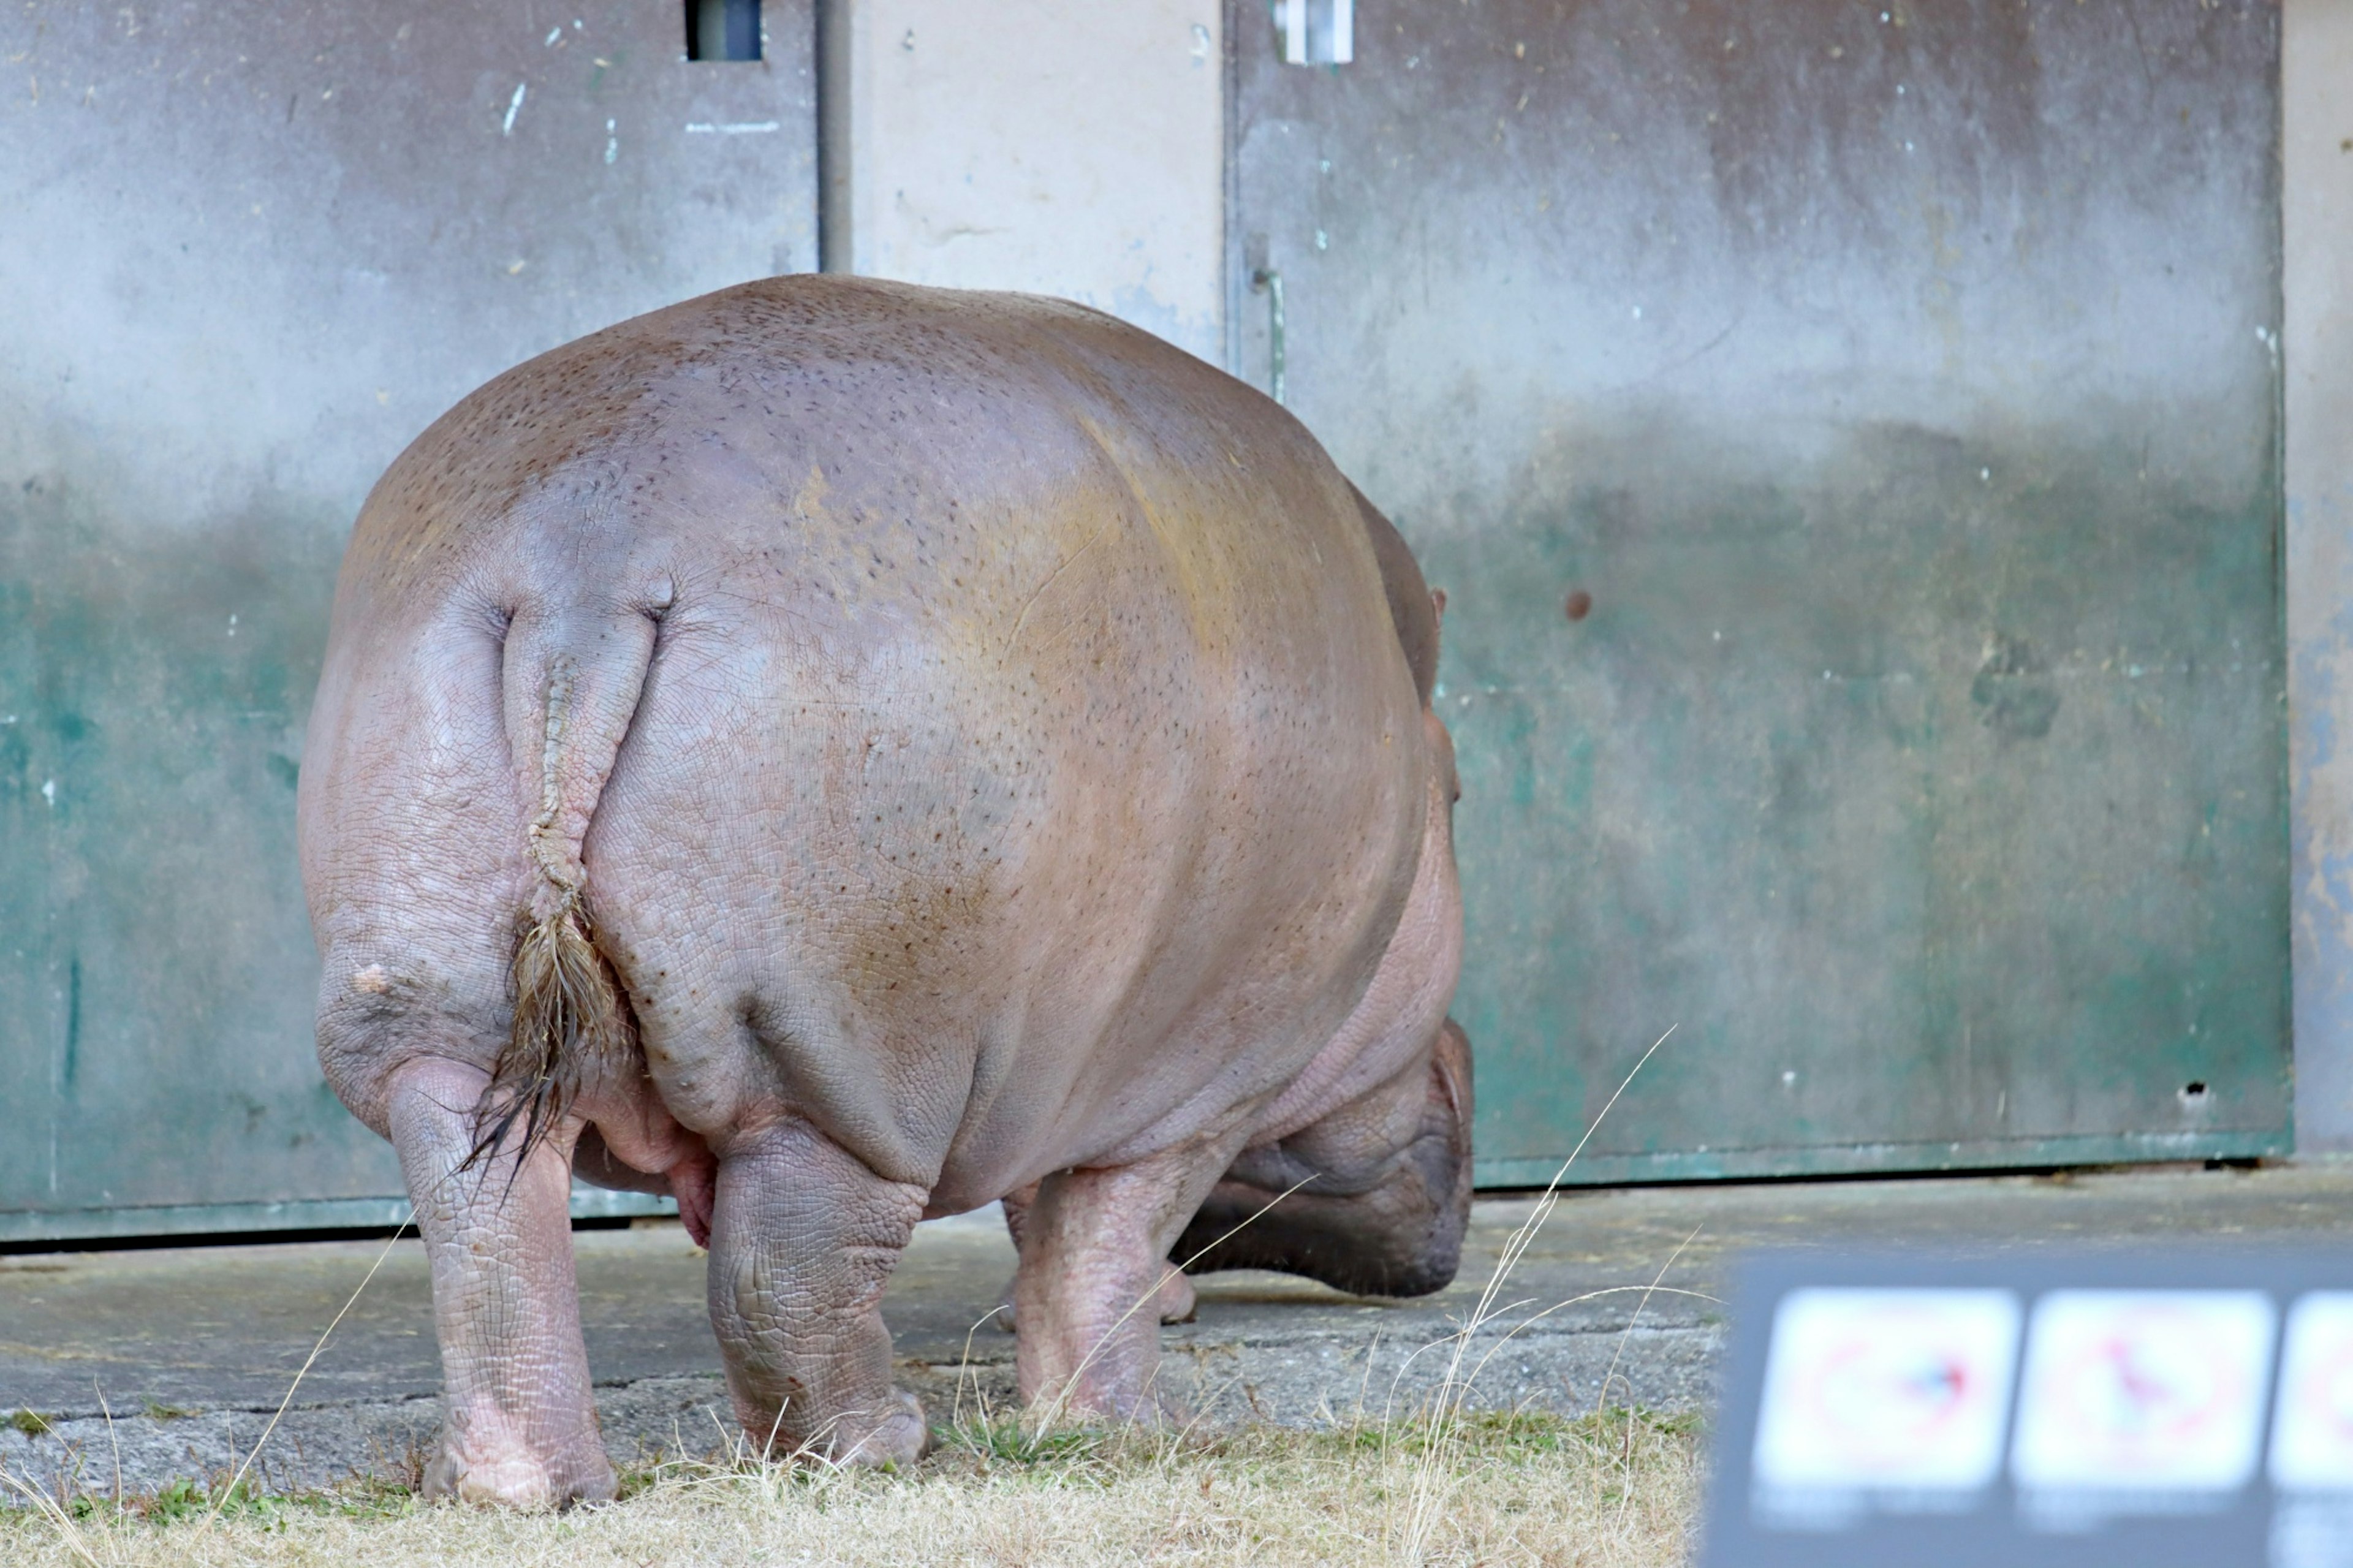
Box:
[832,0,1224,362]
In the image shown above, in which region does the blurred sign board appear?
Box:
[1703,1254,2353,1567]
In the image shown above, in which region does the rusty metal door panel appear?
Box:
[1,1,815,1241]
[1230,0,2287,1183]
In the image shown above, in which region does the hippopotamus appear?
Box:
[297,276,1470,1506]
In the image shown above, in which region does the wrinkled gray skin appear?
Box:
[298,277,1468,1506]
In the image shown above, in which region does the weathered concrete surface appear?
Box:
[9,1166,2353,1498]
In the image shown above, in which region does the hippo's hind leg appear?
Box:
[304,603,678,1507]
[705,1120,930,1464]
[1172,1017,1474,1297]
[376,1055,615,1506]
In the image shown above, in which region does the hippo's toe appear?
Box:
[422,1431,616,1510]
[828,1388,931,1469]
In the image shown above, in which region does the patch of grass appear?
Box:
[936,1412,1115,1469]
[150,1476,302,1526]
[136,1403,197,1423]
[1,1409,1700,1566]
[8,1411,53,1438]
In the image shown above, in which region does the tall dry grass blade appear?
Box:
[1450,1285,1723,1401]
[203,1216,412,1532]
[949,1303,1009,1434]
[0,1465,105,1568]
[1593,1225,1704,1420]
[1390,1024,1677,1565]
[94,1382,119,1514]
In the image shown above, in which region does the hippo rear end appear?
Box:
[297,276,1470,1506]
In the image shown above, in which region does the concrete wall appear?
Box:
[2287,0,2353,1150]
[820,0,1225,363]
[1236,0,2291,1180]
[0,0,817,1237]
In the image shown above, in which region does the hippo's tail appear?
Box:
[467,607,661,1169]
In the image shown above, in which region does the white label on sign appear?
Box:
[2010,1290,2276,1493]
[2271,1293,2353,1493]
[1752,1288,2023,1492]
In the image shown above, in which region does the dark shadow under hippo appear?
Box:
[297,276,1471,1506]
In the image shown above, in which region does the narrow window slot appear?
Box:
[1277,0,1353,66]
[686,0,761,62]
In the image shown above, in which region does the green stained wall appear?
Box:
[1,0,817,1240]
[1230,0,2289,1182]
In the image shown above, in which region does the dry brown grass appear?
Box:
[1,1407,1699,1567]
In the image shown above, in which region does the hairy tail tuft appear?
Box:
[468,891,631,1168]
[464,646,647,1170]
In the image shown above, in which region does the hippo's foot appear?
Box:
[1173,1017,1475,1298]
[735,1387,931,1469]
[1010,1145,1235,1421]
[422,1417,616,1509]
[707,1119,933,1465]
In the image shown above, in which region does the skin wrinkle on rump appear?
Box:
[296,276,1471,1504]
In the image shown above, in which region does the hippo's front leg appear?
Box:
[706,1119,931,1464]
[384,1057,614,1507]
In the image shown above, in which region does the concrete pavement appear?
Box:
[7,1162,2351,1497]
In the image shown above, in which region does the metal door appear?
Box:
[1,0,816,1242]
[1230,0,2289,1183]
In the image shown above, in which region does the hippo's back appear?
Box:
[304,276,1429,1202]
